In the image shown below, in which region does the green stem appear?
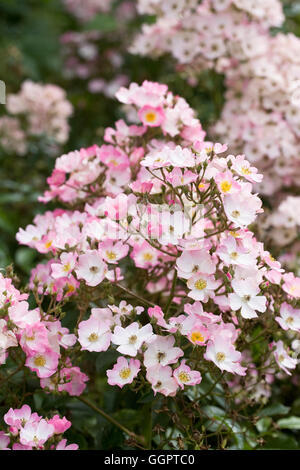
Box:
[0,362,24,386]
[142,403,153,449]
[164,269,177,314]
[76,395,146,448]
[115,283,155,308]
[197,371,224,401]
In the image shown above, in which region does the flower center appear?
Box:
[231,210,240,218]
[178,371,191,383]
[241,166,251,175]
[286,316,294,324]
[229,230,238,238]
[66,283,75,293]
[63,263,71,272]
[143,252,153,261]
[157,351,166,362]
[90,266,99,273]
[88,333,99,342]
[25,335,35,341]
[230,252,238,260]
[34,355,46,367]
[194,279,207,290]
[145,112,157,123]
[129,335,137,344]
[191,331,205,343]
[216,352,226,362]
[220,181,232,193]
[119,367,131,379]
[106,250,116,260]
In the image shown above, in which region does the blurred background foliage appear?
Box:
[1,0,300,450]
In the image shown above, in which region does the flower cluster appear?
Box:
[0,405,78,450]
[60,0,136,98]
[0,116,27,156]
[60,30,130,98]
[63,0,115,22]
[132,0,283,67]
[14,81,300,401]
[0,270,88,396]
[5,80,73,147]
[132,0,300,255]
[213,33,300,196]
[257,196,300,250]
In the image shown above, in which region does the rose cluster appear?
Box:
[0,270,88,395]
[132,0,300,250]
[63,0,115,22]
[0,80,73,156]
[13,81,300,401]
[0,405,78,450]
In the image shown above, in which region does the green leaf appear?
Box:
[202,405,226,419]
[259,403,290,417]
[256,417,272,433]
[15,247,36,273]
[262,432,299,450]
[277,416,300,430]
[33,392,44,411]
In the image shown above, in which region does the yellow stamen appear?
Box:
[191,331,205,343]
[241,166,251,175]
[106,250,117,260]
[119,368,131,379]
[216,352,226,362]
[178,371,191,383]
[66,284,75,293]
[143,252,153,262]
[220,181,232,193]
[145,112,157,123]
[88,333,99,342]
[194,279,207,290]
[34,355,46,367]
[25,335,35,341]
[63,263,71,272]
[129,335,137,344]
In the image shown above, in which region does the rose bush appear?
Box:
[0,82,299,449]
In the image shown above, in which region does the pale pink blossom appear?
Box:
[107,356,140,388]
